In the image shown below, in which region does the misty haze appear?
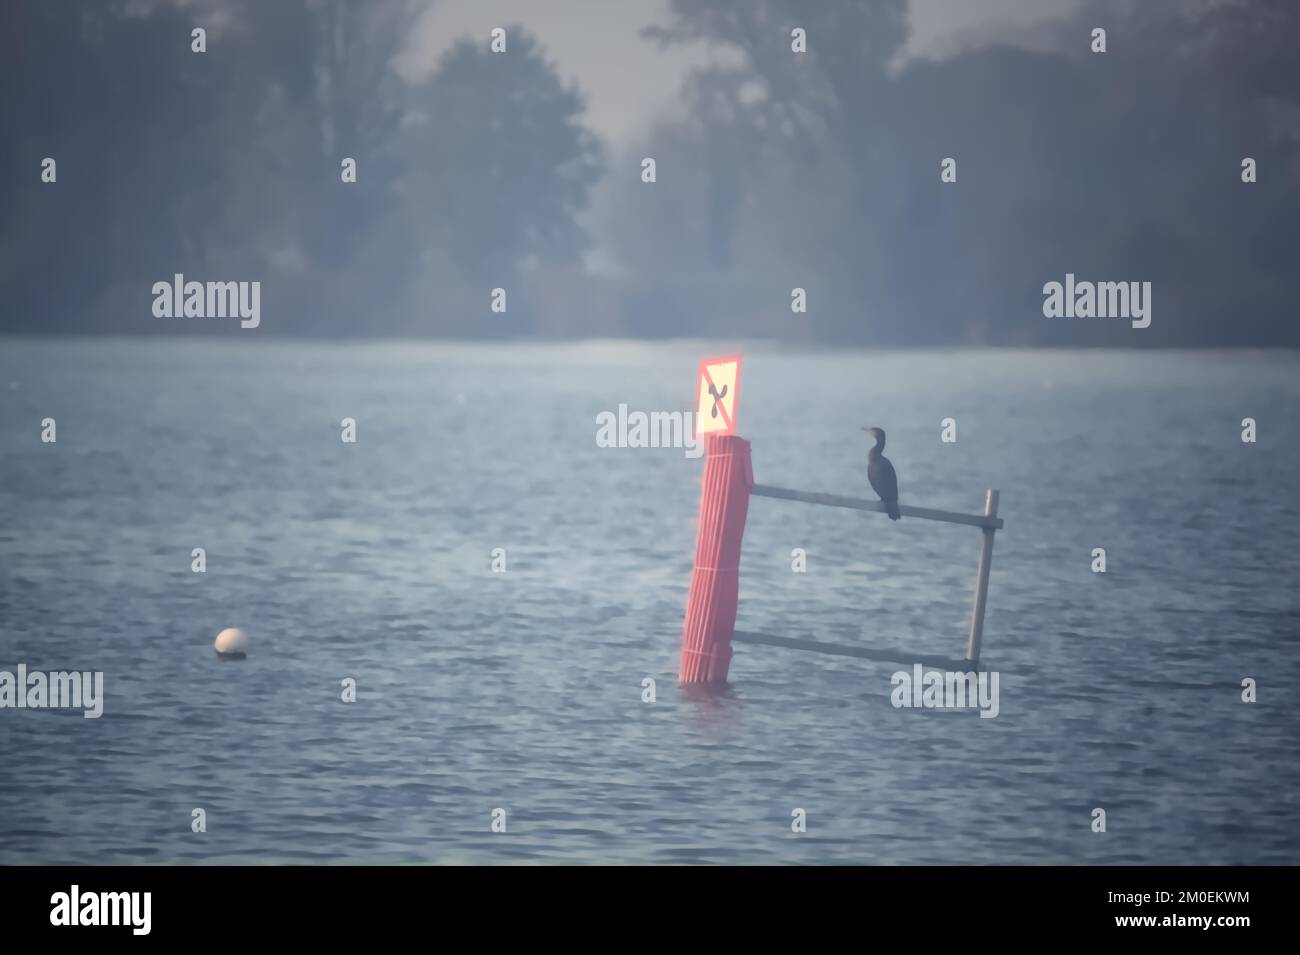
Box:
[3,0,1297,345]
[1,0,1298,884]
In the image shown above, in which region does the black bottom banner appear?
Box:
[0,865,1279,941]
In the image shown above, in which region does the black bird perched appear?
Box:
[862,426,900,520]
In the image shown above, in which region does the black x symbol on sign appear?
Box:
[707,382,728,418]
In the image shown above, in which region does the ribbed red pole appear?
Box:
[679,433,753,684]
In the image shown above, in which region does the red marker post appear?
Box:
[679,356,749,684]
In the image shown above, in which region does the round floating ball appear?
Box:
[214,627,248,660]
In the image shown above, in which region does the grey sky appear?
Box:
[395,0,715,148]
[396,0,1082,148]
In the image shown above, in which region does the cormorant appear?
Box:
[862,427,900,520]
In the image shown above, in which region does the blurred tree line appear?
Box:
[619,0,1300,346]
[1,0,1296,345]
[0,0,602,336]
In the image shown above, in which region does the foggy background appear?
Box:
[3,1,1299,868]
[2,0,1297,346]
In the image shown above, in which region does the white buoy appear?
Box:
[214,627,249,660]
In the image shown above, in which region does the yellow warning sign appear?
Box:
[695,354,741,436]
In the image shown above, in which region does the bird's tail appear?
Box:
[887,501,900,521]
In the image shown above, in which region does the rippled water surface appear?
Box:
[1,339,1297,863]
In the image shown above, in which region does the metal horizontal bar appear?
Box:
[750,484,1004,530]
[732,630,978,670]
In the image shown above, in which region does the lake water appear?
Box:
[1,338,1297,864]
